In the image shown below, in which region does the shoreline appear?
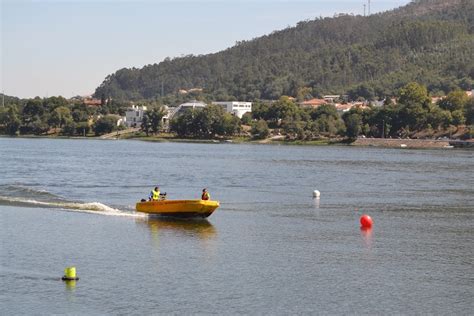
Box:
[352,138,451,149]
[2,134,472,149]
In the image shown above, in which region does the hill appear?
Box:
[94,0,474,102]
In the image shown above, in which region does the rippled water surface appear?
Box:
[1,138,473,314]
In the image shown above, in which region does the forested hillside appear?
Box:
[94,0,474,102]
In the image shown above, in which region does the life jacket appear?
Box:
[152,189,160,200]
[202,192,210,200]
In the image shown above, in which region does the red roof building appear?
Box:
[84,98,102,106]
[298,98,327,108]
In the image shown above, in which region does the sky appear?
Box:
[1,0,411,99]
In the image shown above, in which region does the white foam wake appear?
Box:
[0,196,146,218]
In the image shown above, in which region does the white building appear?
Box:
[178,100,207,111]
[212,101,252,118]
[125,105,147,127]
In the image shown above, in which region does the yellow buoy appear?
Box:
[62,266,79,281]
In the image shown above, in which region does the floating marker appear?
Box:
[312,190,321,198]
[62,266,79,281]
[360,214,373,229]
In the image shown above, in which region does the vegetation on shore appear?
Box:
[165,83,473,141]
[1,82,473,143]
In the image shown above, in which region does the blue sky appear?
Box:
[1,0,410,99]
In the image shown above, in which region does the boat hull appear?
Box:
[136,200,220,218]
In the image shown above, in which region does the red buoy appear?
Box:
[360,214,373,229]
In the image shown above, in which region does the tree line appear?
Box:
[0,96,130,136]
[167,82,473,140]
[260,83,472,140]
[1,82,473,140]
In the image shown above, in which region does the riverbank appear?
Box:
[123,134,469,149]
[2,133,472,149]
[352,138,452,148]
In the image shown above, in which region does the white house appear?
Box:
[125,105,147,127]
[212,101,252,118]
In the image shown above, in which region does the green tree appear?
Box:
[438,90,469,112]
[76,121,90,136]
[0,106,21,135]
[148,107,166,134]
[251,119,269,139]
[141,113,151,136]
[62,121,77,136]
[251,102,270,120]
[170,109,195,137]
[49,106,72,128]
[241,112,252,125]
[451,110,466,125]
[22,98,45,120]
[398,82,431,109]
[400,104,429,130]
[266,96,300,124]
[282,119,306,140]
[347,84,375,101]
[221,113,241,136]
[465,97,474,125]
[29,118,49,135]
[170,105,232,138]
[71,103,91,122]
[296,87,313,102]
[427,107,451,129]
[309,104,338,121]
[43,96,68,111]
[344,113,362,139]
[397,83,431,130]
[94,115,118,136]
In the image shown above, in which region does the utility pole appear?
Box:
[161,82,164,98]
[363,4,366,16]
[368,0,371,16]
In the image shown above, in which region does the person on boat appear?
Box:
[201,188,210,200]
[149,186,160,201]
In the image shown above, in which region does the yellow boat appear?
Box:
[136,199,220,218]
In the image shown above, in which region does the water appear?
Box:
[1,138,473,314]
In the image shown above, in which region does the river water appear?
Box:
[1,138,473,314]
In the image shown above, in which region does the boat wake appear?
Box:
[0,195,145,217]
[0,184,144,218]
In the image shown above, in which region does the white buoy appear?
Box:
[312,190,320,198]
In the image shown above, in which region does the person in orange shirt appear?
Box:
[201,188,210,200]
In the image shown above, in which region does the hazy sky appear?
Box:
[1,0,411,99]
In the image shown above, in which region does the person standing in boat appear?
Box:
[201,188,210,200]
[149,186,160,201]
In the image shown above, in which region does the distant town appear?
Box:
[1,82,472,148]
[71,88,473,129]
